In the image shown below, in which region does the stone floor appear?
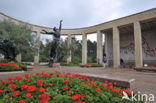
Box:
[0,66,156,102]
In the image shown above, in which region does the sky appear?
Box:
[0,0,156,42]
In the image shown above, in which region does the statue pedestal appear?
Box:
[49,62,60,68]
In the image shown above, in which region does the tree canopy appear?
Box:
[0,20,35,61]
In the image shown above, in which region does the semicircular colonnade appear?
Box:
[0,8,156,68]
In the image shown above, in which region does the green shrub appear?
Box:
[60,62,68,66]
[72,56,81,64]
[91,64,103,67]
[60,62,79,66]
[87,57,93,63]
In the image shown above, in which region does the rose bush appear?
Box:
[0,71,143,103]
[0,62,22,72]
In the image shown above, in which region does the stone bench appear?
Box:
[80,73,135,89]
[21,65,33,71]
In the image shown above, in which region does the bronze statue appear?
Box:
[42,20,63,63]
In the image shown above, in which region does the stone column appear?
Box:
[97,30,103,64]
[134,21,143,67]
[15,53,21,62]
[67,34,72,63]
[34,31,40,65]
[104,33,109,65]
[113,26,120,68]
[82,33,87,64]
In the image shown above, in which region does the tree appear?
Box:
[0,20,35,61]
[87,40,97,63]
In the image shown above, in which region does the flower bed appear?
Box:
[0,71,142,103]
[0,62,22,72]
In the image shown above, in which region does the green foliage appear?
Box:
[91,64,103,67]
[87,40,97,63]
[0,20,35,61]
[71,56,81,64]
[60,62,79,66]
[87,57,93,63]
[0,72,143,103]
[71,37,82,62]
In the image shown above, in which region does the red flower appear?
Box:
[112,89,118,93]
[121,89,126,93]
[38,94,50,102]
[18,99,24,103]
[109,86,113,91]
[36,73,40,77]
[93,84,96,89]
[68,91,71,95]
[42,73,48,77]
[127,91,132,95]
[101,83,105,87]
[96,88,101,92]
[37,80,43,87]
[26,93,31,98]
[49,83,53,86]
[63,86,68,91]
[1,81,6,84]
[86,81,90,86]
[24,73,29,78]
[15,76,22,80]
[25,79,30,82]
[119,93,122,96]
[81,84,84,87]
[8,77,13,80]
[91,81,94,84]
[10,84,16,89]
[13,92,18,97]
[58,73,62,77]
[0,90,3,93]
[107,82,113,87]
[21,84,28,91]
[39,87,45,93]
[82,94,86,98]
[8,80,12,84]
[71,94,81,100]
[39,99,46,103]
[63,80,69,84]
[27,85,36,92]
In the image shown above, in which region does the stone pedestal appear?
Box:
[49,63,60,68]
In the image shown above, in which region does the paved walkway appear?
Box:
[0,66,156,102]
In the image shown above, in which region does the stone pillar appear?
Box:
[134,21,143,67]
[34,31,40,65]
[113,26,120,68]
[67,34,72,63]
[104,33,109,64]
[82,33,87,64]
[97,30,103,64]
[15,53,21,62]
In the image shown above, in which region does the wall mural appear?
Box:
[120,36,156,57]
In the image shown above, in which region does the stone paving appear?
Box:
[0,66,156,102]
